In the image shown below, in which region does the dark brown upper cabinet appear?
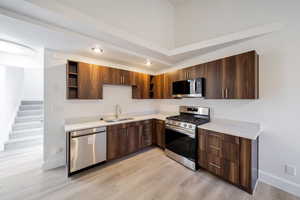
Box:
[205,59,223,99]
[66,61,103,99]
[67,51,258,100]
[132,73,150,99]
[206,51,259,99]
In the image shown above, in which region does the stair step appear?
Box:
[15,115,43,123]
[4,135,43,151]
[10,128,43,139]
[19,105,43,111]
[18,110,43,117]
[12,121,43,131]
[21,101,43,105]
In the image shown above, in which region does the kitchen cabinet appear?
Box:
[132,73,150,99]
[78,62,103,99]
[66,61,103,99]
[102,67,132,85]
[206,51,259,99]
[153,74,163,99]
[198,128,258,194]
[107,120,153,160]
[67,51,258,100]
[205,59,223,99]
[153,119,165,148]
[107,124,128,160]
[139,120,153,148]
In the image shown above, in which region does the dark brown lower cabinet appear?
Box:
[198,128,258,194]
[107,120,153,161]
[153,119,165,148]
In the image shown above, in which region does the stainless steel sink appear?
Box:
[104,118,134,123]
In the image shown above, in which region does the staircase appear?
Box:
[4,101,43,151]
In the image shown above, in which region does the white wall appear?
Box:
[174,0,299,47]
[44,50,158,169]
[23,68,44,100]
[0,66,24,151]
[159,2,300,195]
[54,0,175,49]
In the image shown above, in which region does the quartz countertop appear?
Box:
[198,118,262,140]
[64,113,172,132]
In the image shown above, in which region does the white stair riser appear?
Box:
[15,116,43,123]
[19,105,43,111]
[18,110,43,117]
[21,101,43,105]
[4,138,43,151]
[13,123,43,131]
[10,130,43,139]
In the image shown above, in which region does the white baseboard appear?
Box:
[259,170,300,197]
[42,156,65,171]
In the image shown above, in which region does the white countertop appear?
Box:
[198,118,261,140]
[64,113,171,132]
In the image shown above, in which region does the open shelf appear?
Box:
[67,60,79,99]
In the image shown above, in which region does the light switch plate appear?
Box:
[285,165,297,176]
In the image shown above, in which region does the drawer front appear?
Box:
[207,154,223,177]
[207,132,222,157]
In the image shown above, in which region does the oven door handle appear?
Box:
[165,125,195,138]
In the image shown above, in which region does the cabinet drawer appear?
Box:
[207,132,222,157]
[207,154,223,177]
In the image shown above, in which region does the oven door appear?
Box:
[165,126,196,162]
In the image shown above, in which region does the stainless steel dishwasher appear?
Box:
[67,127,107,176]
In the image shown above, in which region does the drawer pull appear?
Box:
[209,162,221,169]
[209,145,221,150]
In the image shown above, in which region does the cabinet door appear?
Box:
[141,74,150,99]
[78,62,102,99]
[205,60,223,99]
[222,56,237,99]
[193,64,206,79]
[153,75,163,99]
[120,69,131,85]
[198,129,208,169]
[155,120,165,148]
[140,120,153,148]
[107,125,128,160]
[127,124,140,154]
[102,67,121,85]
[235,51,259,99]
[162,73,172,99]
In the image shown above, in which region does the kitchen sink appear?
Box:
[104,118,134,123]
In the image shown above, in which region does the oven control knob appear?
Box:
[183,123,187,127]
[189,125,193,128]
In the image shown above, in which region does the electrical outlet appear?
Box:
[285,165,297,176]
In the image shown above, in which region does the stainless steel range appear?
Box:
[165,106,210,170]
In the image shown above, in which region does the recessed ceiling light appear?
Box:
[92,47,104,54]
[0,39,35,56]
[146,59,152,66]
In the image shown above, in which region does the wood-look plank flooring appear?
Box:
[0,147,299,200]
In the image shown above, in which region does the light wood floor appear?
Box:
[0,147,299,200]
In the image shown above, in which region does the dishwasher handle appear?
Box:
[70,127,106,138]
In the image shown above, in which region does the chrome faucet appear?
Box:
[115,104,122,119]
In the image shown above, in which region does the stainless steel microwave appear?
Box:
[172,78,205,98]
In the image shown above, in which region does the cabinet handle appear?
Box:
[222,88,225,99]
[209,162,221,169]
[225,88,228,99]
[209,145,221,150]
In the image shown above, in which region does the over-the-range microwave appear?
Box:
[172,78,205,98]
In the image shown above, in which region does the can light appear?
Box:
[92,47,104,54]
[146,59,152,66]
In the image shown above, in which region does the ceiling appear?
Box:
[0,0,282,73]
[167,0,190,6]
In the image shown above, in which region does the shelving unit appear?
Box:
[67,61,79,99]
